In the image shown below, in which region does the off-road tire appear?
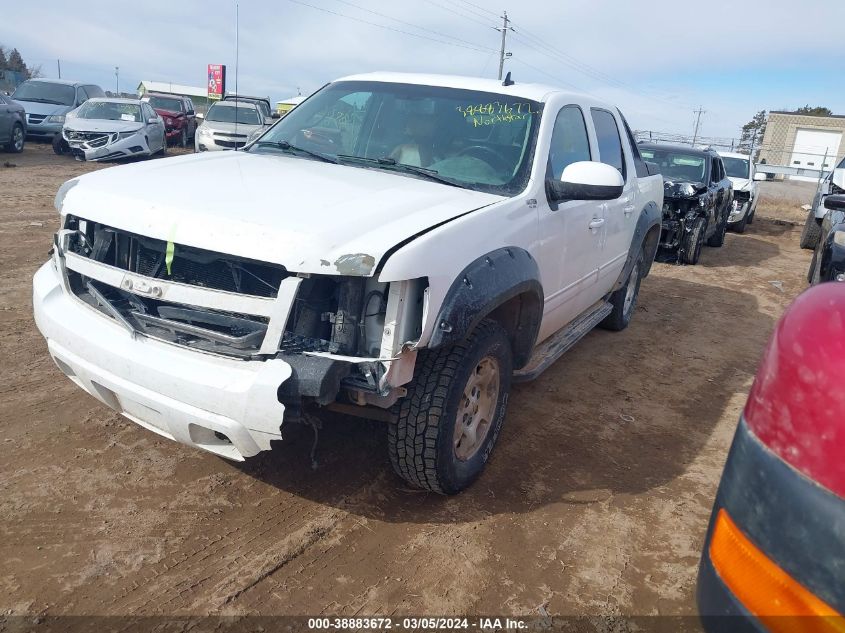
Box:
[600,250,644,332]
[681,217,706,265]
[388,319,512,494]
[800,210,822,250]
[707,213,728,247]
[6,122,24,153]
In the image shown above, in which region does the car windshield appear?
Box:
[722,156,750,179]
[75,101,142,122]
[207,103,261,124]
[249,80,542,195]
[640,148,707,182]
[147,96,183,112]
[12,81,75,106]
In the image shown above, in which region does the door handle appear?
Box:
[588,218,605,230]
[623,205,636,216]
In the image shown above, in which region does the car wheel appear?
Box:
[747,207,755,225]
[52,134,68,155]
[681,217,706,265]
[388,318,512,494]
[732,212,748,234]
[157,133,167,155]
[707,213,728,247]
[600,250,644,332]
[6,122,24,153]
[800,210,822,250]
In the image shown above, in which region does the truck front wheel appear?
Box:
[388,319,512,494]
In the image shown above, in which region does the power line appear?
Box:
[460,0,499,18]
[420,0,495,29]
[285,0,493,53]
[329,0,495,52]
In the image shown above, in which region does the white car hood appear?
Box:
[728,176,753,191]
[64,119,143,133]
[59,151,503,275]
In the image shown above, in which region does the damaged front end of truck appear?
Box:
[659,180,708,260]
[37,213,428,461]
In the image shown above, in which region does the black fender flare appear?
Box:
[612,201,661,291]
[429,247,543,369]
[819,221,845,282]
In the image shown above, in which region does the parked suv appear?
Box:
[639,143,733,264]
[718,151,765,233]
[11,79,105,150]
[142,93,197,148]
[195,100,272,151]
[0,93,26,152]
[34,73,664,493]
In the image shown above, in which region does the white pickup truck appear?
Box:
[34,72,663,493]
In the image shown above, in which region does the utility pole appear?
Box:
[692,106,706,146]
[495,11,513,81]
[115,66,119,95]
[57,59,61,79]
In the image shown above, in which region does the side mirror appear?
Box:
[824,194,845,211]
[271,112,280,119]
[548,161,624,202]
[264,116,276,126]
[753,172,767,181]
[196,112,205,120]
[187,110,194,115]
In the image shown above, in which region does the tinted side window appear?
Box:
[619,113,649,178]
[77,86,89,104]
[591,108,626,179]
[547,105,591,179]
[86,85,105,98]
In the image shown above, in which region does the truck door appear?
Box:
[590,108,632,290]
[535,104,605,342]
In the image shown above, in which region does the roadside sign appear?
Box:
[207,64,226,100]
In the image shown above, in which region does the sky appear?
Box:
[2,0,844,139]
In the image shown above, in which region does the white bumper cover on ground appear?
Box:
[33,261,291,460]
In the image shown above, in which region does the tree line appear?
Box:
[0,45,41,79]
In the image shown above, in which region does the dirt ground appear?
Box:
[0,144,814,624]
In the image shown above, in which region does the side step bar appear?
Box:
[512,300,612,383]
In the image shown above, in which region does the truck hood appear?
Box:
[663,179,705,199]
[728,176,752,191]
[16,100,70,116]
[59,151,503,276]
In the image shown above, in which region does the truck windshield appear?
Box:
[722,157,750,179]
[12,81,76,106]
[207,104,260,125]
[76,101,142,122]
[250,80,542,195]
[640,148,707,183]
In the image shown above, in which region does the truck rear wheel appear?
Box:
[388,319,512,494]
[600,250,643,332]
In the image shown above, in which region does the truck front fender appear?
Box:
[612,201,661,291]
[428,247,543,369]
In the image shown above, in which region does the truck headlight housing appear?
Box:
[47,115,65,123]
[834,230,845,247]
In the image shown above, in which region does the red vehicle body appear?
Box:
[142,93,197,147]
[698,283,845,632]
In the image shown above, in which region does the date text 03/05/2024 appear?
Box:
[307,616,528,630]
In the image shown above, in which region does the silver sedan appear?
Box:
[62,98,166,161]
